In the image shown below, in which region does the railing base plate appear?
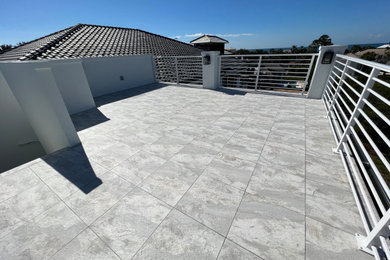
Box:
[356,233,374,255]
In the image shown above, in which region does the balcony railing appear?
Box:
[323,54,390,259]
[154,56,202,85]
[220,54,317,94]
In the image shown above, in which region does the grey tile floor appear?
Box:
[0,84,372,259]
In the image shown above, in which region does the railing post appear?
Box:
[201,51,220,89]
[327,60,351,117]
[254,56,262,91]
[174,57,179,85]
[307,45,347,99]
[301,55,316,95]
[356,209,390,254]
[335,68,380,151]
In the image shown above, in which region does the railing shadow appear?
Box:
[42,144,102,194]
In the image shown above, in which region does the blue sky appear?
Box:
[1,0,389,49]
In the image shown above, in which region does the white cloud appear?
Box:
[184,33,203,37]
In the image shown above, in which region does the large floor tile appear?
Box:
[140,161,200,206]
[202,153,256,190]
[112,150,167,185]
[170,144,218,174]
[0,167,41,202]
[306,179,364,234]
[133,209,224,260]
[52,228,119,260]
[247,162,305,214]
[218,239,263,260]
[141,137,185,160]
[176,175,244,236]
[260,142,305,172]
[91,188,171,259]
[64,173,134,225]
[306,151,350,190]
[0,203,86,260]
[306,217,371,260]
[228,193,305,260]
[0,181,60,238]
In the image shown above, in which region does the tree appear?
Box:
[0,44,13,54]
[350,45,363,54]
[360,51,376,61]
[308,35,333,53]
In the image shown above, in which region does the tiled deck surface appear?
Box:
[1,84,371,259]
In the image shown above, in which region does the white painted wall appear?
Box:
[82,55,156,97]
[0,54,155,172]
[50,61,96,115]
[0,71,45,172]
[0,63,80,154]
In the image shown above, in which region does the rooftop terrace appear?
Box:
[0,84,371,259]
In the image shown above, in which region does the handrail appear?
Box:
[322,54,390,258]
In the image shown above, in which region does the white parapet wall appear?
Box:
[82,55,156,97]
[0,62,81,155]
[0,54,156,172]
[0,71,45,172]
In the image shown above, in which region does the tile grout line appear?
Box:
[215,98,282,260]
[30,166,131,260]
[128,110,232,259]
[131,97,254,259]
[304,99,308,259]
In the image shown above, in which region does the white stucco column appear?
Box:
[1,63,80,153]
[307,45,347,99]
[202,51,220,89]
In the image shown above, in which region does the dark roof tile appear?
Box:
[0,24,201,61]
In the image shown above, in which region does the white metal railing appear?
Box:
[154,56,202,85]
[220,54,317,94]
[323,54,390,259]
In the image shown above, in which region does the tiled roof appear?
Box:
[0,24,202,61]
[190,35,229,44]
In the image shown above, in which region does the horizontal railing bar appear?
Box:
[359,109,390,148]
[332,70,342,80]
[341,141,378,230]
[363,99,390,126]
[354,118,390,172]
[346,65,370,78]
[346,134,387,215]
[341,79,361,97]
[337,54,390,73]
[367,88,390,106]
[350,127,390,199]
[344,72,366,88]
[334,99,349,128]
[337,93,354,115]
[380,236,390,259]
[222,53,318,57]
[334,66,344,74]
[339,86,357,106]
[335,60,347,66]
[373,77,390,89]
[257,74,306,79]
[372,246,381,260]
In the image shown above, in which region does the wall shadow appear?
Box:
[42,144,102,194]
[71,108,110,132]
[94,83,166,107]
